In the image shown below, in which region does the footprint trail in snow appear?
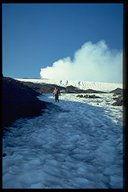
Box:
[3,93,123,188]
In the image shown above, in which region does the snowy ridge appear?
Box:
[16,78,122,92]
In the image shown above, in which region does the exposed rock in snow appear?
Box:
[76,94,101,99]
[110,88,123,95]
[2,77,47,128]
[112,95,123,106]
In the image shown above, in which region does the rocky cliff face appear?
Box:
[2,77,47,128]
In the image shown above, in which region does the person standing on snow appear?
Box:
[53,87,60,102]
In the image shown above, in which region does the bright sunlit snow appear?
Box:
[3,91,123,188]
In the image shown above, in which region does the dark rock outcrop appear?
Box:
[76,94,101,99]
[21,82,106,94]
[2,153,7,157]
[22,82,65,94]
[83,89,106,93]
[65,86,106,94]
[112,95,123,106]
[110,88,123,96]
[65,85,80,93]
[2,77,47,128]
[76,94,85,98]
[110,88,123,106]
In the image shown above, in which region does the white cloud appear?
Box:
[40,40,122,83]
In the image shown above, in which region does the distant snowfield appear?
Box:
[16,78,122,92]
[3,92,123,189]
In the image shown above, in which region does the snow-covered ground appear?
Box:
[16,78,122,92]
[3,93,123,189]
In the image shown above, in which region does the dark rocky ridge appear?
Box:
[65,86,106,93]
[22,82,106,94]
[2,77,47,128]
[22,81,65,94]
[82,89,106,94]
[110,88,123,96]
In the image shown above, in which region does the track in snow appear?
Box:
[3,94,123,188]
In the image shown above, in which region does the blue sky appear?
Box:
[2,3,123,83]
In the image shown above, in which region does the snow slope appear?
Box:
[3,93,123,189]
[16,78,122,92]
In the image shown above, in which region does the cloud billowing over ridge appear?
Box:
[40,40,122,83]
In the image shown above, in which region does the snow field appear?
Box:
[3,93,123,188]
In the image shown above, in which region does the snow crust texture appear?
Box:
[3,93,123,189]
